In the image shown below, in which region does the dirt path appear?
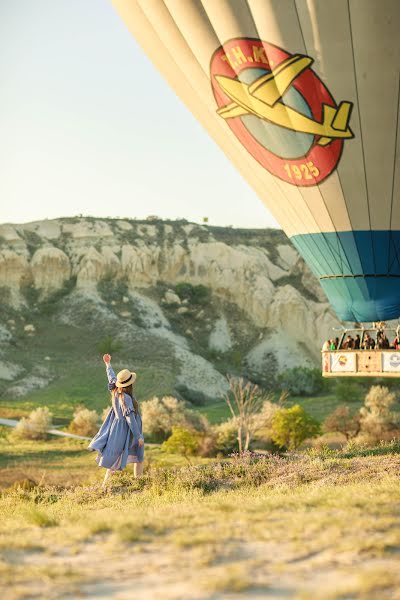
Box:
[0,417,90,440]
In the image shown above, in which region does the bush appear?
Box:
[252,398,281,446]
[359,385,398,442]
[69,407,99,437]
[214,417,240,454]
[323,406,361,440]
[271,405,320,450]
[175,384,207,406]
[162,427,199,462]
[97,336,123,355]
[12,407,52,440]
[141,396,209,442]
[175,282,209,305]
[278,367,324,396]
[334,381,363,403]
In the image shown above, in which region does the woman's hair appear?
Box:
[111,383,139,414]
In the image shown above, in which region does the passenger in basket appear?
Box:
[380,333,390,349]
[322,339,331,351]
[354,334,361,349]
[342,335,354,350]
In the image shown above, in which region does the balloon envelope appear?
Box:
[112,0,400,323]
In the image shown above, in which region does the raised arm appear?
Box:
[103,354,116,389]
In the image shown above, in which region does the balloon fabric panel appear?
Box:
[112,0,400,323]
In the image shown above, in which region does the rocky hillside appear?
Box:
[0,217,339,402]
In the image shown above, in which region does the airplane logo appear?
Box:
[215,54,354,147]
[210,39,354,186]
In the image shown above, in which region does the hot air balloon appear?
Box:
[111,0,400,376]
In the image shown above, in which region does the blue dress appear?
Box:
[88,365,144,469]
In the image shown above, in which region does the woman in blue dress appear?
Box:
[88,354,144,488]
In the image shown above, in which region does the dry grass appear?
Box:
[1,446,400,599]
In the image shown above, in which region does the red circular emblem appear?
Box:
[210,39,352,186]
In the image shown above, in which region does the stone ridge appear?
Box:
[0,217,339,376]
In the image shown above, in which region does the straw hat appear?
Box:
[115,368,136,388]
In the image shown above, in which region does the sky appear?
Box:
[0,0,278,228]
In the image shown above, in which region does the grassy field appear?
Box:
[197,391,364,426]
[0,426,213,489]
[1,444,400,600]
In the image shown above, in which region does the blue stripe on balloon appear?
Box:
[291,231,400,322]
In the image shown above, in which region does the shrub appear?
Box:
[271,405,320,450]
[97,335,123,355]
[252,398,281,446]
[13,407,52,440]
[175,282,209,305]
[162,427,199,462]
[141,396,209,442]
[175,384,207,406]
[359,385,398,441]
[334,381,363,403]
[323,406,361,440]
[69,406,99,437]
[278,367,324,396]
[214,417,240,454]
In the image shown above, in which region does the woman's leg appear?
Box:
[102,469,114,488]
[133,462,144,478]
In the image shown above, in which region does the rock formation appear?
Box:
[0,217,341,397]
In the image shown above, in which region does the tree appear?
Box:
[323,406,361,440]
[271,404,320,450]
[224,376,267,453]
[162,427,199,463]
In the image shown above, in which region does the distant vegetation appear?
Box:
[278,366,324,396]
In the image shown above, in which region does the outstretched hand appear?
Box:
[103,354,111,365]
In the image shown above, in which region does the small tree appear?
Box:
[69,406,99,437]
[162,427,199,463]
[224,376,267,452]
[271,404,320,450]
[359,385,397,440]
[323,406,361,440]
[13,407,53,440]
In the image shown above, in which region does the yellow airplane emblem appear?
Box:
[215,55,354,146]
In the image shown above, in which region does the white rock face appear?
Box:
[31,247,71,296]
[209,317,233,353]
[0,361,24,381]
[0,249,29,305]
[0,217,342,373]
[164,290,181,305]
[0,325,12,343]
[277,244,298,269]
